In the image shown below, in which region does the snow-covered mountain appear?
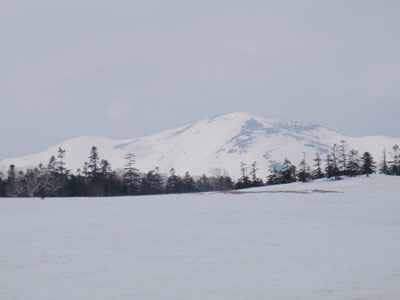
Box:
[1,112,399,179]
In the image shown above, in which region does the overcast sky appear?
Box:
[1,0,399,160]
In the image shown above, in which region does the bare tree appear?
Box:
[24,162,64,198]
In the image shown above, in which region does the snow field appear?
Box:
[1,175,400,299]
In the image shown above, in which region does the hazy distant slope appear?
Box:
[1,112,399,179]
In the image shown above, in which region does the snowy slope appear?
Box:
[1,175,400,300]
[1,112,399,179]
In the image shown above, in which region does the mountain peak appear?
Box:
[1,113,399,179]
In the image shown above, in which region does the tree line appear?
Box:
[233,141,400,187]
[263,141,400,186]
[0,141,399,198]
[0,146,233,198]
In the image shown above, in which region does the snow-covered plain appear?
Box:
[1,175,400,299]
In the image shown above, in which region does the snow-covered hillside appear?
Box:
[1,112,399,179]
[1,175,399,299]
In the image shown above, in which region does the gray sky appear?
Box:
[1,0,399,160]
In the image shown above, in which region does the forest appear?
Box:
[0,141,399,198]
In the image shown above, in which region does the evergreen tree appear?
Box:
[141,168,164,194]
[183,172,196,193]
[325,153,336,179]
[235,161,252,189]
[312,153,324,179]
[100,159,113,178]
[380,149,389,175]
[47,155,56,173]
[361,152,375,177]
[346,149,360,177]
[123,153,140,195]
[338,140,348,175]
[87,146,100,178]
[7,164,16,184]
[281,158,296,183]
[82,146,106,196]
[82,161,89,178]
[332,144,340,179]
[196,174,211,192]
[6,164,24,197]
[65,174,88,197]
[150,167,164,194]
[98,159,115,196]
[389,145,400,175]
[213,176,234,191]
[0,172,6,197]
[249,161,263,187]
[56,147,68,176]
[165,168,183,193]
[266,167,280,185]
[297,155,311,183]
[44,155,66,197]
[326,145,340,180]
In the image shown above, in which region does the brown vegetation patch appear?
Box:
[224,189,340,195]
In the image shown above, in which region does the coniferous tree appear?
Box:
[380,149,389,175]
[297,155,311,183]
[332,144,341,179]
[338,140,348,175]
[326,145,340,180]
[346,149,360,177]
[196,174,211,192]
[123,153,140,195]
[7,164,16,182]
[266,167,280,185]
[361,152,375,177]
[82,146,106,196]
[213,176,234,191]
[87,146,100,179]
[141,168,164,194]
[165,168,183,193]
[82,161,89,178]
[235,162,252,189]
[183,172,196,193]
[56,147,68,176]
[100,159,112,178]
[312,153,324,179]
[325,153,335,179]
[44,155,66,197]
[389,145,400,175]
[281,158,296,183]
[6,164,25,197]
[47,156,56,173]
[150,167,164,194]
[249,161,263,187]
[65,173,87,197]
[0,172,5,197]
[98,159,117,196]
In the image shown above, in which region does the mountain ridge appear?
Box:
[1,112,399,179]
